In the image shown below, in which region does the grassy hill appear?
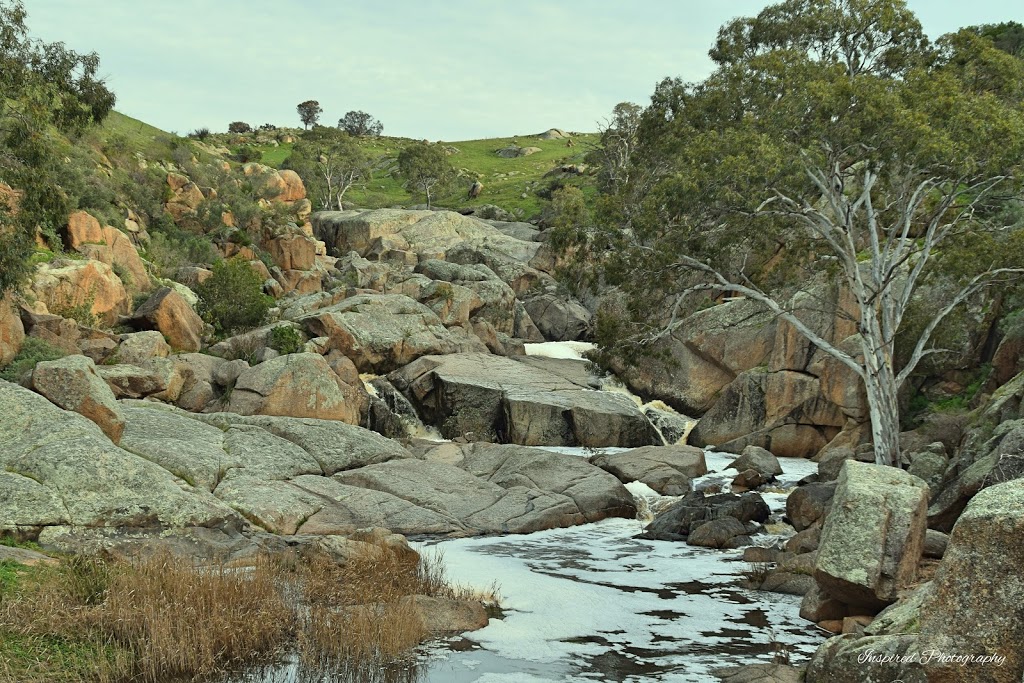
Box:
[247,131,599,219]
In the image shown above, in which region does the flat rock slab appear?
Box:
[458,443,636,522]
[390,353,660,447]
[0,380,240,532]
[335,459,588,534]
[591,445,708,495]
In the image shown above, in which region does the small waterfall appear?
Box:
[361,374,447,442]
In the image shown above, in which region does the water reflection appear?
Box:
[236,653,425,683]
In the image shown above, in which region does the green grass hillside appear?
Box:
[249,131,599,219]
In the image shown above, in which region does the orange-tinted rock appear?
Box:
[31,260,130,326]
[0,295,25,366]
[266,234,316,271]
[65,211,105,250]
[129,287,204,352]
[277,170,307,202]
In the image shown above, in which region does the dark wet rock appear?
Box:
[785,481,836,532]
[642,491,770,542]
[686,517,751,549]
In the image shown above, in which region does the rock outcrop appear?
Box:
[812,461,928,611]
[590,445,707,495]
[390,352,661,447]
[225,352,369,425]
[129,287,204,352]
[31,354,126,443]
[0,295,25,366]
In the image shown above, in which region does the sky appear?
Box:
[24,0,1023,141]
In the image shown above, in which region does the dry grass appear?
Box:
[0,543,488,683]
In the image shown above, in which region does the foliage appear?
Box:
[586,101,642,194]
[557,0,1024,466]
[187,127,211,140]
[397,142,456,208]
[0,0,115,294]
[268,324,303,355]
[338,110,383,137]
[195,257,271,335]
[283,126,371,210]
[232,145,262,163]
[296,99,322,129]
[0,337,68,382]
[227,121,252,134]
[969,21,1024,57]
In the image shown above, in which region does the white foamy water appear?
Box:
[523,341,597,360]
[414,452,824,682]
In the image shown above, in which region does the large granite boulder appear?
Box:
[689,368,845,458]
[31,354,126,443]
[299,294,486,373]
[806,478,1024,683]
[0,380,240,532]
[129,286,204,352]
[523,293,591,341]
[590,445,707,495]
[813,461,928,611]
[312,209,541,265]
[336,459,590,534]
[225,352,369,425]
[785,481,836,532]
[455,443,637,522]
[389,353,660,447]
[30,259,130,326]
[66,212,150,292]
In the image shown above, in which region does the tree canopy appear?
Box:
[338,110,383,137]
[1,0,116,294]
[561,0,1024,467]
[284,126,372,211]
[296,100,322,130]
[397,143,456,209]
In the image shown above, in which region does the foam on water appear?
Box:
[415,452,825,682]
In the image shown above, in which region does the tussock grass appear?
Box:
[0,543,489,683]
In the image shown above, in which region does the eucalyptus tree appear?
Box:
[559,0,1024,467]
[284,126,371,210]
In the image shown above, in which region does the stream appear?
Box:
[236,451,823,683]
[235,343,825,682]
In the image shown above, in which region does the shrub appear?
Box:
[233,146,262,163]
[0,337,68,382]
[268,325,303,355]
[196,258,272,335]
[228,121,253,134]
[187,127,211,140]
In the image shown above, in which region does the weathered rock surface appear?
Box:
[807,479,1024,682]
[590,445,707,495]
[455,443,637,522]
[300,294,486,373]
[727,445,783,477]
[390,353,660,447]
[336,459,593,534]
[115,330,171,365]
[31,259,130,326]
[0,295,25,366]
[813,461,928,610]
[0,380,241,532]
[226,352,369,425]
[129,286,204,352]
[31,354,126,443]
[66,212,149,292]
[642,491,770,542]
[690,368,844,458]
[687,516,752,549]
[523,293,591,341]
[785,481,836,532]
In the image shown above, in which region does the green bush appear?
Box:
[196,258,271,335]
[0,338,68,383]
[268,325,303,355]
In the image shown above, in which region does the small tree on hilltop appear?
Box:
[338,110,383,137]
[397,143,455,209]
[227,121,252,134]
[296,100,322,130]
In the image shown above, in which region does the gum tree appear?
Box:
[284,126,371,211]
[561,0,1024,467]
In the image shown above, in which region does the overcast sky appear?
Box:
[24,1,1022,140]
